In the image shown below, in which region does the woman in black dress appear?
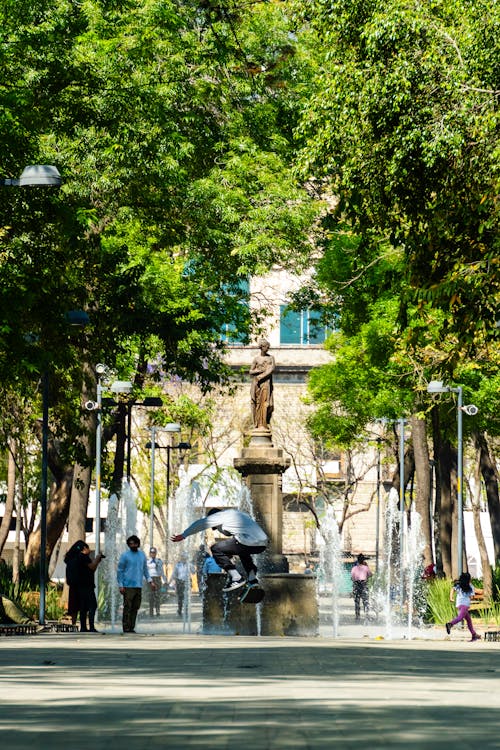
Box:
[64,540,104,632]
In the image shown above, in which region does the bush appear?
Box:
[491,565,500,601]
[0,562,65,621]
[425,578,456,624]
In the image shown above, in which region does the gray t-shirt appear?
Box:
[181,509,268,547]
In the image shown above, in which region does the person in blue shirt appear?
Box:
[117,535,155,633]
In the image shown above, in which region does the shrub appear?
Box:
[425,578,456,624]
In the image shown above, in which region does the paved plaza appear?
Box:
[1,597,499,750]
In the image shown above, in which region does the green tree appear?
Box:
[0,0,319,564]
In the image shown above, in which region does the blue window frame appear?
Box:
[221,278,250,343]
[280,306,333,345]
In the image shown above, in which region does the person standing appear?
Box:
[117,535,155,633]
[194,544,209,595]
[200,552,222,597]
[146,547,165,617]
[446,572,481,641]
[64,540,104,632]
[171,507,268,592]
[351,553,372,622]
[168,553,195,617]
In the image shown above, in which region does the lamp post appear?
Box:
[375,437,381,572]
[398,417,407,609]
[104,382,163,483]
[39,370,50,626]
[427,380,478,575]
[83,363,109,618]
[145,425,191,561]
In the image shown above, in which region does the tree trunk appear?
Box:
[471,447,492,598]
[475,431,500,564]
[0,440,16,555]
[410,414,433,567]
[431,407,443,576]
[67,459,92,548]
[12,453,24,583]
[24,461,74,568]
[67,367,96,550]
[438,439,454,578]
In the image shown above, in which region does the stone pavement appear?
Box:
[0,596,498,750]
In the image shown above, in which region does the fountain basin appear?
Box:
[202,573,318,637]
[260,574,318,637]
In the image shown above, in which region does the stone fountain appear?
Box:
[203,340,319,636]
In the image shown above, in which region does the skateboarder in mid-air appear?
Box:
[171,508,267,592]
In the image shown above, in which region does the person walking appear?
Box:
[171,507,268,592]
[117,535,155,633]
[146,547,165,617]
[168,553,194,617]
[351,553,372,622]
[64,540,104,632]
[446,572,481,642]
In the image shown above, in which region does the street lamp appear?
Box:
[4,164,74,625]
[105,382,163,482]
[2,164,62,187]
[427,380,478,575]
[145,425,191,560]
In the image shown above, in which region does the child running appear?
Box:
[445,572,481,642]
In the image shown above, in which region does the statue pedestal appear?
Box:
[233,437,290,559]
[227,424,318,637]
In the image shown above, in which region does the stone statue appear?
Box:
[249,339,275,429]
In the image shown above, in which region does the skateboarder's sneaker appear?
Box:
[470,633,481,642]
[445,622,451,635]
[222,577,246,592]
[247,578,259,587]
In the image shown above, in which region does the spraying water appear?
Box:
[168,473,201,633]
[383,487,400,639]
[404,511,426,640]
[101,480,139,630]
[236,483,263,635]
[370,487,426,640]
[318,506,343,638]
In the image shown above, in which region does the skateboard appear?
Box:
[239,582,265,604]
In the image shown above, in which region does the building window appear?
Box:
[221,278,250,344]
[280,306,333,345]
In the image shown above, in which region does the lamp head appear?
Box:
[427,380,447,393]
[18,165,62,186]
[110,380,133,395]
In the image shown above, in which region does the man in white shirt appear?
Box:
[146,547,165,617]
[171,508,268,592]
[168,553,194,616]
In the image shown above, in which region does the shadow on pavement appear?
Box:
[1,638,498,749]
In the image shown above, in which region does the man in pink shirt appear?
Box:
[351,553,372,622]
